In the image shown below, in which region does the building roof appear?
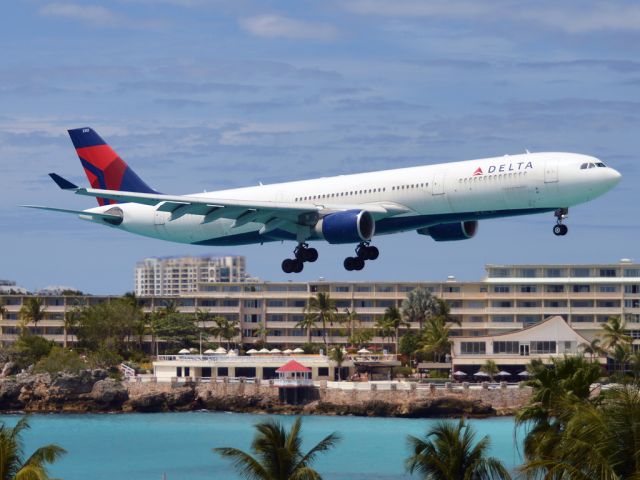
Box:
[276,360,311,373]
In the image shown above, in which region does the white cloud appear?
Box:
[39,3,125,27]
[239,14,339,41]
[38,2,164,29]
[344,0,640,33]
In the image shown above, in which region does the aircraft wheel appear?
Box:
[560,224,568,235]
[553,225,564,236]
[366,246,379,260]
[282,259,295,273]
[293,259,304,273]
[305,248,319,262]
[344,257,355,271]
[353,257,365,271]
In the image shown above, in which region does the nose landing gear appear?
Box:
[344,241,379,271]
[553,208,569,236]
[282,243,318,273]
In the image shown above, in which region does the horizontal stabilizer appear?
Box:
[49,173,78,190]
[21,205,123,225]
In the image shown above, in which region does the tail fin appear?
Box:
[68,127,157,206]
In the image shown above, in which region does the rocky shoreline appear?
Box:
[0,371,527,418]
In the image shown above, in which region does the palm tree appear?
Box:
[214,417,340,480]
[420,317,453,363]
[212,316,240,350]
[0,299,6,338]
[401,288,438,330]
[580,337,606,362]
[601,316,631,352]
[329,347,346,381]
[295,313,317,344]
[0,416,67,480]
[383,305,409,354]
[406,418,511,480]
[160,299,179,317]
[375,317,394,352]
[303,293,338,349]
[480,360,499,382]
[19,297,46,332]
[342,308,360,344]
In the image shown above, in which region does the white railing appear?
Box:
[155,354,327,364]
[273,378,315,387]
[120,363,136,378]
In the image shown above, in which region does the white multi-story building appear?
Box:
[134,255,249,296]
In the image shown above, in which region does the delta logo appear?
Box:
[472,161,534,176]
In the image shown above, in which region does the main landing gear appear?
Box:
[281,243,318,274]
[344,241,379,271]
[553,208,569,236]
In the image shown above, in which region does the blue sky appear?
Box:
[1,0,639,294]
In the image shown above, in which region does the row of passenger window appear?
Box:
[458,171,528,183]
[293,182,431,202]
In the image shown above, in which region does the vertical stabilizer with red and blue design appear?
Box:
[68,127,158,206]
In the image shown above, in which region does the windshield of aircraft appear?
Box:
[580,162,607,169]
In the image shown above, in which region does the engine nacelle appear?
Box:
[417,220,478,241]
[315,210,375,244]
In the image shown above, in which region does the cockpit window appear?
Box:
[580,163,588,169]
[596,162,606,167]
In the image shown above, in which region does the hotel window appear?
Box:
[492,300,512,308]
[243,314,261,323]
[599,285,617,293]
[376,285,394,293]
[461,342,486,354]
[519,268,537,278]
[267,300,285,307]
[530,341,556,354]
[445,286,461,293]
[546,285,565,293]
[244,299,261,308]
[625,285,640,294]
[518,301,540,308]
[596,300,620,308]
[493,285,510,293]
[520,285,537,293]
[572,285,590,293]
[490,268,511,278]
[355,285,372,292]
[545,300,567,308]
[571,300,594,308]
[572,315,594,323]
[625,300,640,308]
[571,268,590,277]
[599,269,617,277]
[493,341,519,354]
[624,269,640,277]
[266,314,284,322]
[545,268,565,277]
[492,315,514,323]
[333,285,351,292]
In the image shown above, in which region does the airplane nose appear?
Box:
[609,168,622,183]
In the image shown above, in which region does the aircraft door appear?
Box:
[431,172,445,195]
[544,160,558,183]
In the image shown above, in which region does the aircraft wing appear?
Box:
[46,173,411,230]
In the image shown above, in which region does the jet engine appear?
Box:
[417,220,478,241]
[315,210,375,244]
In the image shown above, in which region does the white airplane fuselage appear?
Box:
[85,151,620,246]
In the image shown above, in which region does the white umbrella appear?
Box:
[246,349,258,354]
[214,347,227,354]
[453,371,467,376]
[496,371,511,377]
[292,348,304,353]
[203,349,215,354]
[283,349,293,354]
[258,348,270,354]
[270,348,282,354]
[226,350,237,356]
[474,371,490,377]
[357,348,370,354]
[178,348,190,354]
[518,371,531,377]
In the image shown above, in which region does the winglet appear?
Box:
[49,173,78,190]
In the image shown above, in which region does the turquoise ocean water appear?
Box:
[0,412,523,479]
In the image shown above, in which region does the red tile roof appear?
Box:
[276,360,311,373]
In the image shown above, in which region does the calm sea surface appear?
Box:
[0,412,524,479]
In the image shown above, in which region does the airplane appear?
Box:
[24,127,621,274]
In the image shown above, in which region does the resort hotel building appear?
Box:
[1,259,639,378]
[134,255,251,296]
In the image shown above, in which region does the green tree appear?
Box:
[34,346,85,375]
[406,418,511,480]
[375,317,394,352]
[580,337,606,362]
[399,331,422,366]
[515,356,602,461]
[303,293,338,349]
[420,317,453,363]
[154,313,201,353]
[520,384,640,479]
[480,360,499,382]
[329,347,346,381]
[383,306,409,354]
[212,316,240,349]
[10,332,55,369]
[342,308,360,343]
[349,328,374,349]
[601,316,632,350]
[0,416,66,480]
[401,288,438,330]
[295,313,317,344]
[0,298,6,321]
[214,417,340,480]
[19,298,46,331]
[74,299,142,356]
